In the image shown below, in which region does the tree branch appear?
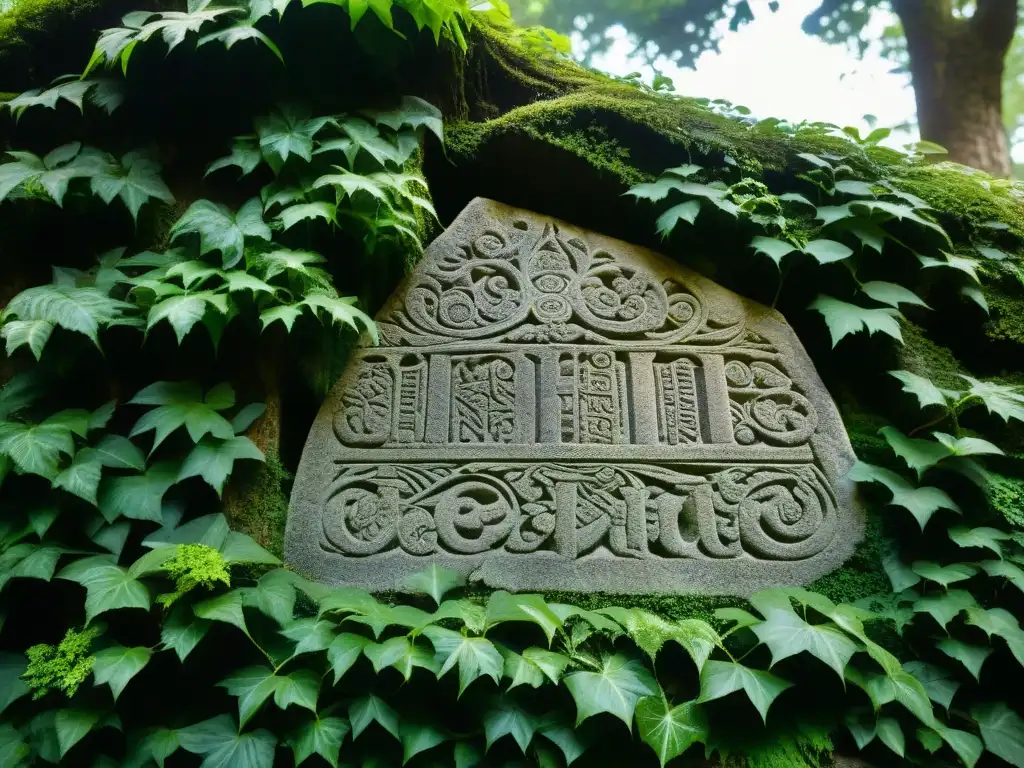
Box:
[971,0,1018,51]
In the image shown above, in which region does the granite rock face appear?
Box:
[286,198,862,595]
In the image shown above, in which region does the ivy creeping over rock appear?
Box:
[0,0,1023,766]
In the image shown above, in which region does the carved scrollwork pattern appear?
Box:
[726,359,818,446]
[320,463,838,561]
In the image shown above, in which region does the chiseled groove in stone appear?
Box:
[286,197,863,596]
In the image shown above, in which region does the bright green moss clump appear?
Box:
[987,473,1024,528]
[23,625,101,699]
[156,544,231,607]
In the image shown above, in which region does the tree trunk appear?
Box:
[895,0,1016,177]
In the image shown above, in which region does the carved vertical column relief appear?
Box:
[288,199,862,595]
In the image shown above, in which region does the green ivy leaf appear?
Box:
[170,198,271,269]
[57,556,150,622]
[563,653,657,727]
[808,295,902,347]
[500,646,570,689]
[242,569,296,625]
[403,564,465,607]
[876,716,905,757]
[750,603,858,678]
[132,727,181,768]
[349,694,399,740]
[889,370,956,410]
[482,695,536,752]
[655,200,701,236]
[937,637,991,682]
[129,381,235,452]
[218,666,278,727]
[635,695,707,767]
[966,607,1024,666]
[272,669,319,713]
[92,645,151,701]
[206,137,262,178]
[422,627,502,696]
[327,633,371,684]
[802,239,853,264]
[194,590,248,635]
[0,418,76,480]
[0,723,29,766]
[287,716,349,768]
[485,592,563,645]
[177,435,264,496]
[278,201,337,230]
[2,319,54,360]
[961,376,1024,424]
[453,741,481,768]
[935,724,982,768]
[161,603,211,662]
[97,461,178,523]
[0,653,29,715]
[890,670,936,726]
[55,708,103,757]
[859,281,928,310]
[147,293,228,345]
[399,720,446,765]
[902,661,959,711]
[178,714,276,768]
[848,461,960,529]
[255,105,329,164]
[300,293,378,344]
[972,702,1024,767]
[913,589,976,630]
[197,23,283,61]
[94,435,146,471]
[89,151,174,222]
[911,561,977,588]
[949,526,1010,559]
[980,559,1024,594]
[749,236,797,267]
[219,531,280,565]
[879,426,951,477]
[364,637,437,681]
[697,660,791,723]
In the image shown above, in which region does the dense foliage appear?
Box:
[0,0,1023,766]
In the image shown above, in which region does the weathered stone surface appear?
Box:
[286,198,862,595]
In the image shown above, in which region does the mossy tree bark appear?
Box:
[895,0,1016,177]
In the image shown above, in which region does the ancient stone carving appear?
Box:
[287,198,862,595]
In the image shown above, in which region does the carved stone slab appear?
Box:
[286,198,862,595]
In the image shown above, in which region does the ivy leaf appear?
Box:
[278,201,337,229]
[161,603,211,662]
[422,627,502,696]
[960,376,1024,424]
[861,281,929,309]
[0,723,29,766]
[397,720,444,764]
[197,23,283,61]
[256,105,329,164]
[751,605,858,678]
[1,285,132,348]
[93,435,146,471]
[55,708,103,757]
[802,239,853,264]
[808,295,902,347]
[287,716,349,768]
[364,637,437,681]
[170,198,271,269]
[132,727,181,768]
[2,319,54,360]
[851,200,949,241]
[563,653,657,727]
[937,638,991,682]
[0,653,29,715]
[913,589,976,630]
[129,381,235,452]
[966,607,1024,666]
[259,248,327,282]
[972,702,1024,767]
[97,462,178,523]
[749,236,797,267]
[482,695,536,752]
[349,694,399,741]
[177,435,264,496]
[635,696,707,767]
[934,725,983,768]
[281,617,338,655]
[259,305,303,332]
[194,590,248,635]
[500,646,570,689]
[206,137,262,178]
[848,461,960,529]
[911,561,977,588]
[404,564,465,607]
[362,96,444,142]
[272,669,319,713]
[178,714,275,768]
[815,204,854,226]
[485,592,563,645]
[0,419,75,480]
[949,526,1010,558]
[656,201,701,236]
[880,426,951,477]
[890,670,936,726]
[89,151,174,222]
[56,556,150,622]
[902,661,959,711]
[697,660,791,723]
[980,560,1024,594]
[243,569,295,625]
[53,447,103,504]
[876,717,904,757]
[300,294,378,344]
[147,293,227,344]
[218,666,277,726]
[889,370,956,410]
[962,284,989,313]
[327,633,371,684]
[92,645,151,701]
